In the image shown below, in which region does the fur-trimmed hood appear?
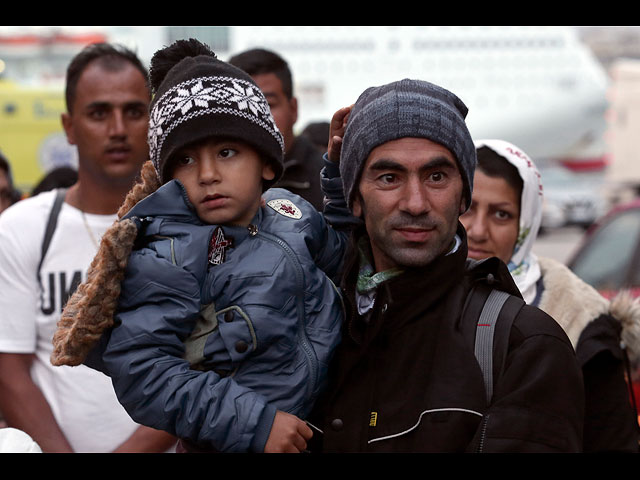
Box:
[51,161,162,367]
[51,180,208,367]
[537,256,640,362]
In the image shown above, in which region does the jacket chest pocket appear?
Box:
[183,303,257,373]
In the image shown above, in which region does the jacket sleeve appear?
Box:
[100,248,276,453]
[309,156,361,281]
[576,313,639,452]
[470,305,585,452]
[320,155,363,232]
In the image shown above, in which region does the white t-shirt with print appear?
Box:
[0,189,140,452]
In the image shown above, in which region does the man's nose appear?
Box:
[399,178,430,216]
[108,110,127,138]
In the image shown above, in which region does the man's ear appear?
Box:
[459,194,467,215]
[352,194,363,218]
[290,96,299,125]
[61,112,76,146]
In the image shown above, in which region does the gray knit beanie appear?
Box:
[340,78,476,211]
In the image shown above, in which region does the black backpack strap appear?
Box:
[37,188,67,290]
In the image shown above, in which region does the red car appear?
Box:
[568,198,640,299]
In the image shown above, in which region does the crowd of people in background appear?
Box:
[0,37,638,454]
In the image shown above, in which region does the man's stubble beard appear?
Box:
[360,197,461,271]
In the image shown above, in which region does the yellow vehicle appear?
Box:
[0,79,77,193]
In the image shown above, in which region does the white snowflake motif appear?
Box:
[224,81,268,118]
[148,102,169,155]
[170,80,217,116]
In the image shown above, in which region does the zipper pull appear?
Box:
[247,224,258,236]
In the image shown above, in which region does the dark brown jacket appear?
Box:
[310,226,585,453]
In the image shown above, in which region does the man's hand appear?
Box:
[0,353,74,453]
[264,411,313,453]
[327,105,353,163]
[111,426,176,453]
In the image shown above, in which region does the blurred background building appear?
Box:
[1,25,640,230]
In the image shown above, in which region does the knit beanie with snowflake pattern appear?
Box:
[147,38,284,187]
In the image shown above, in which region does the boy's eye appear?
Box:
[219,148,237,158]
[177,156,195,166]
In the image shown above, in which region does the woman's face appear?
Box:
[460,169,520,264]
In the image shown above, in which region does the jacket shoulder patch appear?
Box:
[267,199,302,219]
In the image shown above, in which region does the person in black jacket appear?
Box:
[309,79,585,452]
[228,48,325,210]
[461,139,639,452]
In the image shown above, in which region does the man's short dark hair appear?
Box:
[0,152,10,178]
[301,121,329,151]
[0,150,21,204]
[65,42,150,112]
[228,48,293,99]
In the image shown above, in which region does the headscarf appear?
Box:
[474,139,544,304]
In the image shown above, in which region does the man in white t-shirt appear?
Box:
[0,43,176,453]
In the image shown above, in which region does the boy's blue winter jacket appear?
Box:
[93,179,348,452]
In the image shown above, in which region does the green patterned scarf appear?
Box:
[356,236,404,294]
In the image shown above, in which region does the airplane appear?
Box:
[228,26,610,170]
[0,25,617,222]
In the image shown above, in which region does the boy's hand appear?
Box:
[264,411,313,453]
[327,105,353,164]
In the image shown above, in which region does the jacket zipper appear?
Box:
[151,235,177,265]
[256,230,319,398]
[477,414,489,452]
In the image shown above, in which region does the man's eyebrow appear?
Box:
[85,100,148,109]
[84,101,111,110]
[368,158,406,172]
[420,156,458,172]
[368,156,457,172]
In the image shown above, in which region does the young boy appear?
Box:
[51,39,352,453]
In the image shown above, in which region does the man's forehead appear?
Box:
[252,72,284,95]
[74,63,149,106]
[365,137,458,168]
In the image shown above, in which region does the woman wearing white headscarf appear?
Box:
[461,139,640,452]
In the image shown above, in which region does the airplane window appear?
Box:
[570,208,640,291]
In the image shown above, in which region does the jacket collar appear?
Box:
[123,179,202,225]
[122,179,264,247]
[345,223,469,316]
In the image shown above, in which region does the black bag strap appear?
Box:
[37,188,67,290]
